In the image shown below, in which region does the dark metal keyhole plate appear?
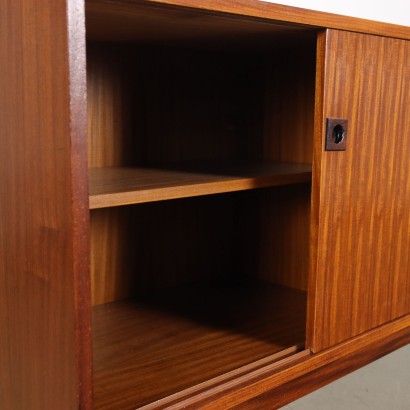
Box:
[326,118,348,151]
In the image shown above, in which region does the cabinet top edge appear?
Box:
[103,0,410,40]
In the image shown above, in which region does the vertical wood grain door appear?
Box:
[309,29,410,352]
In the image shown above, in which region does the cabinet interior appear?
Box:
[86,1,318,408]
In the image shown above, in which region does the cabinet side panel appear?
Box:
[311,30,410,351]
[0,0,90,409]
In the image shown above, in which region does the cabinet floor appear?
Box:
[92,280,306,409]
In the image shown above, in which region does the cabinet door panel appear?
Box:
[310,29,410,352]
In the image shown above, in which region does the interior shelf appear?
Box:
[89,161,312,209]
[92,280,307,410]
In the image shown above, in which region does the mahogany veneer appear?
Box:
[89,162,312,208]
[1,0,410,409]
[92,282,306,409]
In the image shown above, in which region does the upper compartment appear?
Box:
[86,0,317,209]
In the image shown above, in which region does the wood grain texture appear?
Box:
[0,0,91,409]
[144,315,410,409]
[3,0,409,407]
[87,44,135,167]
[89,162,312,208]
[90,184,311,305]
[67,1,94,408]
[258,184,311,291]
[233,325,410,409]
[86,0,315,45]
[92,282,307,409]
[87,43,266,167]
[90,193,236,304]
[87,42,315,168]
[88,35,315,302]
[139,350,310,410]
[310,30,410,352]
[91,193,246,305]
[91,206,136,305]
[262,46,316,165]
[306,29,327,352]
[85,0,410,41]
[85,4,410,409]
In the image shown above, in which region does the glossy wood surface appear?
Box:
[140,350,311,410]
[0,0,91,409]
[92,282,307,409]
[68,1,94,408]
[234,320,410,409]
[86,0,410,41]
[306,29,327,352]
[89,162,312,208]
[86,0,315,45]
[310,29,410,352]
[2,0,410,406]
[147,315,410,409]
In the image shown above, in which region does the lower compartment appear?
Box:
[90,186,311,409]
[92,281,307,410]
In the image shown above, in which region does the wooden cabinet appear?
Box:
[0,1,409,409]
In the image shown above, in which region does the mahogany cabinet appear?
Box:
[1,0,410,409]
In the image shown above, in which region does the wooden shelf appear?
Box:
[92,280,307,409]
[89,161,312,209]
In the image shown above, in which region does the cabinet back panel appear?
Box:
[91,193,250,305]
[87,41,315,167]
[258,184,311,291]
[262,46,315,165]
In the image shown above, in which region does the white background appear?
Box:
[261,0,410,26]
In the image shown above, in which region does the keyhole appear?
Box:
[325,118,347,151]
[333,124,345,144]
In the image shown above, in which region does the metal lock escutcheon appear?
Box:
[325,118,348,151]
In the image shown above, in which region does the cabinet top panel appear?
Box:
[86,0,410,41]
